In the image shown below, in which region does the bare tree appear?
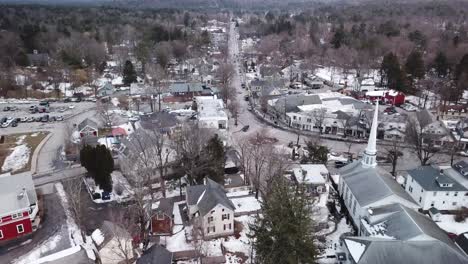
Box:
[228,99,240,126]
[406,118,440,165]
[216,63,235,103]
[63,177,86,242]
[106,210,136,264]
[173,123,214,185]
[385,139,401,176]
[97,100,115,128]
[309,108,327,134]
[146,63,167,112]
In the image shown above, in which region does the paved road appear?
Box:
[226,21,463,173]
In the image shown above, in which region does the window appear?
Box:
[229,224,232,230]
[419,197,422,203]
[222,214,230,220]
[433,192,437,196]
[211,226,216,233]
[453,202,458,206]
[208,216,214,223]
[11,213,22,219]
[455,192,458,197]
[207,227,210,234]
[293,116,296,120]
[17,224,24,234]
[421,189,424,193]
[0,230,3,239]
[409,186,413,193]
[211,210,215,214]
[430,201,435,207]
[156,213,165,220]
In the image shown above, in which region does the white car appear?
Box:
[20,117,28,122]
[68,105,75,109]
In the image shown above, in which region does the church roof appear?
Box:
[339,161,417,208]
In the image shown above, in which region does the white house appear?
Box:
[292,164,328,194]
[405,165,468,211]
[195,96,228,130]
[338,103,418,231]
[92,221,134,264]
[186,179,235,238]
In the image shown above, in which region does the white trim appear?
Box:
[16,224,24,234]
[0,229,3,239]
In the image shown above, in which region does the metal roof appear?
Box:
[78,118,98,132]
[407,166,467,192]
[344,236,468,264]
[340,161,417,207]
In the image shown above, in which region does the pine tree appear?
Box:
[249,177,317,264]
[95,145,114,192]
[381,52,408,92]
[405,50,425,80]
[123,60,137,86]
[204,134,225,184]
[434,51,449,77]
[331,25,346,49]
[455,54,468,81]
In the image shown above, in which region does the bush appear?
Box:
[455,207,468,222]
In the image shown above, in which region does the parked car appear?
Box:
[49,116,56,122]
[0,117,7,123]
[27,117,35,122]
[41,115,49,122]
[34,116,42,122]
[3,106,10,111]
[39,100,49,107]
[10,106,17,111]
[20,117,28,122]
[29,106,38,113]
[11,121,18,127]
[241,125,250,132]
[55,116,64,121]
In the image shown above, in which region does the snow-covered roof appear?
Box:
[293,164,328,184]
[196,96,228,121]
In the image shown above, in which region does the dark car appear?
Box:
[0,117,7,123]
[3,106,10,111]
[49,116,56,122]
[41,115,49,122]
[39,100,49,107]
[241,125,250,132]
[335,160,348,168]
[34,116,42,122]
[11,121,18,127]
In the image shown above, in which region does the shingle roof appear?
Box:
[186,178,235,216]
[455,233,468,256]
[155,198,173,218]
[99,220,131,248]
[78,118,98,131]
[340,161,417,207]
[416,109,435,128]
[169,83,204,93]
[344,236,468,264]
[137,245,173,264]
[407,166,467,192]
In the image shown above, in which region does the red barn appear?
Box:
[151,198,174,236]
[384,90,405,106]
[0,172,39,242]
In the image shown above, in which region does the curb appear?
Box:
[31,131,53,175]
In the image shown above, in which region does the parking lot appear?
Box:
[0,101,96,130]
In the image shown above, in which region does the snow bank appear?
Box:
[14,234,62,264]
[55,183,84,246]
[91,229,105,246]
[2,144,30,172]
[28,246,81,264]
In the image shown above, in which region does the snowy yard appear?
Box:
[319,218,353,259]
[83,170,133,203]
[0,132,48,173]
[230,196,261,214]
[436,214,468,235]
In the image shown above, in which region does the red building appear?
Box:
[0,172,39,242]
[151,198,173,236]
[366,90,405,106]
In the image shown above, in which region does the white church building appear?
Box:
[337,102,419,233]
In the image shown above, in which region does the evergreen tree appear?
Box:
[123,60,137,86]
[302,140,329,163]
[249,177,317,264]
[455,54,468,81]
[331,25,346,49]
[381,52,408,92]
[405,50,425,80]
[80,144,114,192]
[434,51,449,77]
[204,134,225,184]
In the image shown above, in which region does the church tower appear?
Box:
[362,102,379,168]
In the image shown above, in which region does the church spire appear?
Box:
[362,101,379,168]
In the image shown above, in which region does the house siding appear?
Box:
[202,204,234,238]
[151,215,173,235]
[0,213,33,241]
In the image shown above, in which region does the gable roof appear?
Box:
[169,82,204,93]
[137,245,173,264]
[416,109,436,128]
[0,172,37,216]
[78,118,98,131]
[155,198,173,218]
[99,220,132,249]
[340,161,417,208]
[273,94,322,113]
[407,166,467,192]
[186,178,235,216]
[344,236,468,264]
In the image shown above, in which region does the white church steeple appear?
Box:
[362,101,379,168]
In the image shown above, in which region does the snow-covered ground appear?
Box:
[84,171,133,203]
[436,214,468,235]
[320,218,353,258]
[2,135,31,173]
[230,196,261,214]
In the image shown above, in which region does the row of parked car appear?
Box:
[0,115,64,128]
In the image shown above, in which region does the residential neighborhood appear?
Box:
[1,1,468,264]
